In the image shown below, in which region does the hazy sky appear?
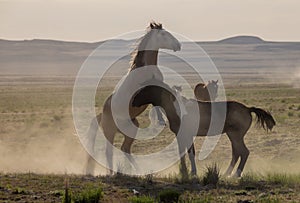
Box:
[1,0,300,42]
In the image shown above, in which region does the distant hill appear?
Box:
[218,36,265,44]
[0,36,299,77]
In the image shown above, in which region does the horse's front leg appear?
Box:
[188,143,197,176]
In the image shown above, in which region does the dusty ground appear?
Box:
[0,75,300,202]
[0,173,299,202]
[1,77,300,174]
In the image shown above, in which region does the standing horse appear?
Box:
[132,82,276,177]
[85,22,181,174]
[194,80,218,101]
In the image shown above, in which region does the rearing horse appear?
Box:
[85,22,181,174]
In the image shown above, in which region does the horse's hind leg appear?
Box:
[233,139,249,177]
[121,119,138,153]
[120,118,139,173]
[226,131,249,177]
[224,140,239,177]
[102,116,117,175]
[85,113,102,175]
[104,130,116,175]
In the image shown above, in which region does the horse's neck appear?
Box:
[162,101,181,133]
[156,91,183,133]
[130,50,158,71]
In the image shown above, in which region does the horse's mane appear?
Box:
[129,22,163,71]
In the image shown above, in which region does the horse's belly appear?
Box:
[197,117,224,136]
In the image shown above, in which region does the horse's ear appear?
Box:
[150,23,154,29]
[158,23,162,29]
[215,80,218,84]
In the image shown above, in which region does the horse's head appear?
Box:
[139,22,181,52]
[206,80,219,101]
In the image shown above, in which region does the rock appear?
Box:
[237,200,253,203]
[245,186,256,191]
[132,189,139,196]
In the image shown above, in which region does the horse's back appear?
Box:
[192,101,252,135]
[225,101,252,133]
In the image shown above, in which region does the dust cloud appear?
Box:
[0,121,105,175]
[292,67,300,88]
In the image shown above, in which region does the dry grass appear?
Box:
[0,172,299,202]
[1,78,300,174]
[0,76,300,201]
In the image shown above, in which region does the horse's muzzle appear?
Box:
[173,43,181,52]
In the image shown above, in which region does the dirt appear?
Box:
[0,173,299,202]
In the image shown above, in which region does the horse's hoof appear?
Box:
[232,170,242,178]
[191,171,197,177]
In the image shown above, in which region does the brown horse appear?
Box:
[85,22,181,174]
[194,80,218,101]
[132,82,276,177]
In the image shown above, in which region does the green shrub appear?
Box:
[129,195,155,203]
[202,163,220,187]
[190,195,214,203]
[62,184,103,203]
[239,172,261,189]
[12,187,28,195]
[158,189,180,203]
[62,186,71,203]
[266,173,300,187]
[144,173,154,184]
[72,187,103,203]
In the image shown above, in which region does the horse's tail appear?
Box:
[249,107,276,131]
